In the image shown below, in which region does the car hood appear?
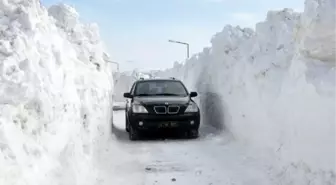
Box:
[134,96,190,105]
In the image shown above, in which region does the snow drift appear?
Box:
[158,0,335,184]
[0,1,113,185]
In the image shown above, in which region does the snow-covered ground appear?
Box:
[95,110,277,185]
[112,101,126,110]
[0,1,113,185]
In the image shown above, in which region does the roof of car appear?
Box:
[136,78,180,82]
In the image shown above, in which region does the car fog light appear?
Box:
[139,121,143,126]
[190,121,194,125]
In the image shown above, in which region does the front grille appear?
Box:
[168,106,180,114]
[153,106,166,114]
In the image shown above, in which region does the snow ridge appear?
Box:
[0,1,113,185]
[158,0,335,184]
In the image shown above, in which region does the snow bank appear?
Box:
[158,0,335,184]
[0,1,113,185]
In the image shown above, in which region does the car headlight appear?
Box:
[132,104,148,113]
[185,102,198,113]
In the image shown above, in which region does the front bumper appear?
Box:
[129,112,200,130]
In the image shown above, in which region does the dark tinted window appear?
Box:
[134,81,188,96]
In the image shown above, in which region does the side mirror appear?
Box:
[189,91,198,98]
[123,92,133,98]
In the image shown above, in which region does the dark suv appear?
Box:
[123,78,200,140]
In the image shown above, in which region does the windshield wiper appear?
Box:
[135,94,151,96]
[153,93,184,96]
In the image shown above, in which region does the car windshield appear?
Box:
[134,81,188,96]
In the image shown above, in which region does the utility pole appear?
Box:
[168,39,190,60]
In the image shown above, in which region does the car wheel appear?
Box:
[129,125,140,141]
[188,129,199,139]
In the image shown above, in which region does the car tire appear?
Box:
[188,129,199,139]
[129,125,140,141]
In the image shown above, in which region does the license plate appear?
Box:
[159,122,177,128]
[170,122,178,127]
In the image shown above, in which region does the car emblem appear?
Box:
[165,102,169,105]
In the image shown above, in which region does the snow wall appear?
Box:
[0,1,113,185]
[158,0,335,184]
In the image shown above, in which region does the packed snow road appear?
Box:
[93,110,276,185]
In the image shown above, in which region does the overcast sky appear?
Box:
[42,0,304,72]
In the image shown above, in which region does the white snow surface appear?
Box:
[101,111,275,185]
[0,1,113,185]
[156,0,335,184]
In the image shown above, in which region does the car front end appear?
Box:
[129,100,200,132]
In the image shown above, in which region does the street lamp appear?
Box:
[109,61,119,71]
[103,52,120,72]
[168,39,190,60]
